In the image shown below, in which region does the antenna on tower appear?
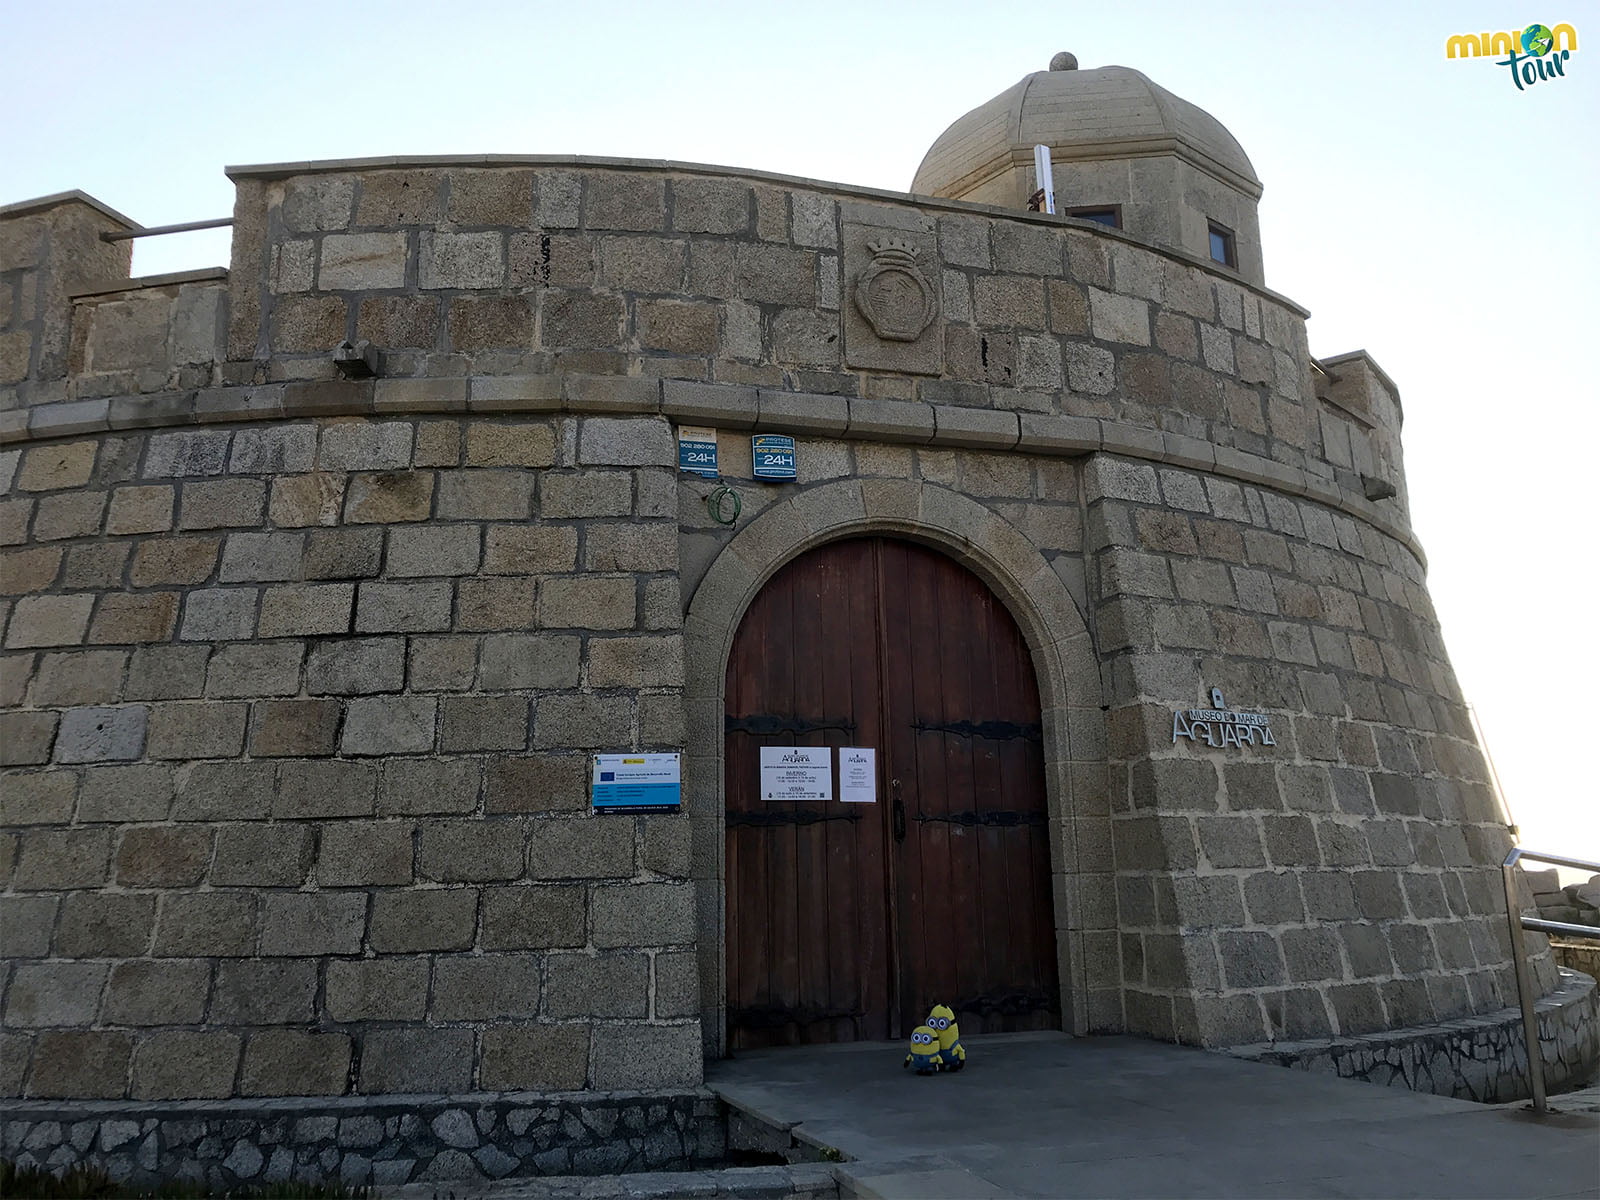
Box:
[1031,144,1056,214]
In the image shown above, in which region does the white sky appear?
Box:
[6,0,1597,870]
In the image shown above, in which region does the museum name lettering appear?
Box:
[1172,707,1277,749]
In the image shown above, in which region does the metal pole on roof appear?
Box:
[1032,145,1056,214]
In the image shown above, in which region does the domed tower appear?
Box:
[912,53,1266,286]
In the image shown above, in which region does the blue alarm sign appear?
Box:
[677,425,719,478]
[752,434,797,481]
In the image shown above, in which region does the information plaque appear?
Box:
[759,746,832,801]
[591,752,682,812]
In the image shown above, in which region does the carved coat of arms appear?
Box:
[852,238,938,342]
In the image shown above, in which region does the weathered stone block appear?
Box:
[247,699,339,757]
[368,887,478,952]
[6,594,95,648]
[533,693,636,748]
[130,1031,241,1100]
[654,951,700,1018]
[456,577,536,631]
[0,894,60,957]
[379,758,480,816]
[259,892,365,956]
[435,469,534,520]
[211,960,319,1024]
[319,232,408,290]
[17,442,97,492]
[54,705,147,763]
[173,761,274,821]
[115,826,211,887]
[154,892,256,957]
[269,474,345,527]
[344,471,434,523]
[132,537,221,588]
[478,1024,588,1091]
[239,1030,351,1097]
[359,1028,472,1093]
[56,892,155,957]
[87,592,179,644]
[386,525,480,577]
[103,959,210,1025]
[7,961,108,1026]
[211,824,314,887]
[577,416,674,466]
[481,884,585,949]
[178,478,267,530]
[105,485,174,535]
[408,636,478,691]
[589,1022,701,1089]
[276,760,377,818]
[545,952,647,1018]
[143,701,247,759]
[586,173,667,232]
[325,959,428,1022]
[484,754,587,814]
[306,637,405,694]
[317,820,413,886]
[591,882,695,949]
[204,643,302,700]
[418,820,525,882]
[178,588,257,641]
[540,577,636,630]
[448,296,534,351]
[527,818,634,880]
[0,711,57,764]
[638,299,720,355]
[439,696,529,752]
[483,526,578,573]
[432,955,542,1020]
[420,231,504,289]
[25,1031,132,1099]
[340,694,436,755]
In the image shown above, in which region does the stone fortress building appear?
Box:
[1,53,1593,1187]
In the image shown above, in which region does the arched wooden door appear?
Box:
[725,537,1059,1048]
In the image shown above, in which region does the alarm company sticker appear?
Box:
[751,433,797,481]
[677,425,719,477]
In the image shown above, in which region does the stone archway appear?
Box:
[682,479,1112,1055]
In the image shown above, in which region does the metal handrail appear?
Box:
[100,217,233,242]
[1501,846,1600,1115]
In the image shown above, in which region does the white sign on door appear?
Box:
[759,746,833,801]
[840,747,876,803]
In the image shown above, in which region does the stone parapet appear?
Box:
[1228,967,1599,1102]
[4,158,1407,537]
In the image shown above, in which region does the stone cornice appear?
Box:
[0,374,1423,567]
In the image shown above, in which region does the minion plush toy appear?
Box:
[903,1025,941,1074]
[926,1004,965,1071]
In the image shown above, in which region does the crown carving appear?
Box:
[865,237,920,261]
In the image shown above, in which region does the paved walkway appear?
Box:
[706,1032,1600,1199]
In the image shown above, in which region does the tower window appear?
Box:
[1067,205,1121,229]
[1208,222,1237,268]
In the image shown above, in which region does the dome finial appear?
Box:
[1049,51,1078,71]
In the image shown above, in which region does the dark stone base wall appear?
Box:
[1229,968,1598,1102]
[1,1089,726,1191]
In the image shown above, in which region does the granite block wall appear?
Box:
[0,414,699,1099]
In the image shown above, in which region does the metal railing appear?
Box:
[99,217,233,242]
[1501,846,1600,1114]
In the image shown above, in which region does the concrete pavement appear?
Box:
[706,1032,1600,1199]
